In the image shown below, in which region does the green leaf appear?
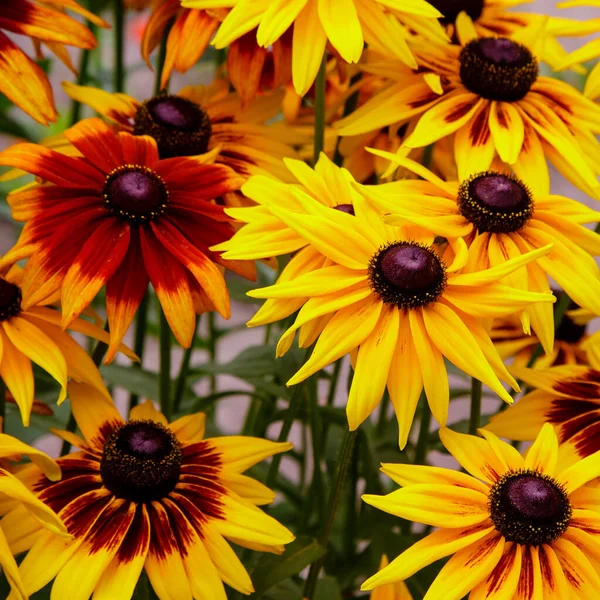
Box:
[314,576,342,600]
[249,537,326,597]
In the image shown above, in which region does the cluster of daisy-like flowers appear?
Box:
[0,0,599,599]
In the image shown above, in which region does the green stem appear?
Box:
[313,53,327,164]
[69,22,97,125]
[173,318,197,414]
[113,0,125,93]
[303,429,358,599]
[414,392,431,465]
[333,72,362,166]
[159,311,172,421]
[129,292,149,409]
[266,384,304,490]
[308,377,325,522]
[154,19,173,95]
[469,379,482,435]
[376,392,390,437]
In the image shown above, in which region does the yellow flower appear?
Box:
[336,29,600,198]
[487,363,600,468]
[431,0,600,72]
[180,0,446,95]
[0,264,134,425]
[362,424,600,599]
[371,555,413,600]
[215,156,556,447]
[555,1,600,100]
[0,434,69,600]
[3,384,295,600]
[360,151,600,354]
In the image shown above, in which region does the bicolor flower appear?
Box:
[0,118,245,360]
[362,424,600,599]
[0,0,106,124]
[3,384,295,600]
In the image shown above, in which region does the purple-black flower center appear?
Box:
[459,37,538,102]
[458,172,533,233]
[101,419,182,503]
[0,278,21,322]
[490,470,571,545]
[369,242,446,309]
[429,0,484,24]
[103,165,169,224]
[333,203,355,216]
[134,95,213,158]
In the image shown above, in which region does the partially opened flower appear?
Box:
[491,298,599,368]
[361,151,600,354]
[180,0,446,95]
[0,264,133,425]
[220,163,556,447]
[0,0,106,124]
[336,33,600,196]
[3,384,295,600]
[62,79,301,190]
[429,0,600,71]
[487,364,600,467]
[371,555,413,600]
[0,118,245,361]
[141,0,222,90]
[0,434,68,600]
[362,424,600,599]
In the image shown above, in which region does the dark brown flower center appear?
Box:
[101,420,182,503]
[369,242,446,308]
[458,172,533,233]
[490,470,572,545]
[103,165,169,224]
[0,278,21,322]
[133,95,213,158]
[459,37,538,102]
[429,0,484,24]
[333,203,355,215]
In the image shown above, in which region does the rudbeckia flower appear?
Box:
[141,1,223,91]
[371,555,413,600]
[336,33,600,197]
[360,151,600,354]
[3,384,295,600]
[0,264,133,426]
[487,364,600,466]
[0,0,106,124]
[429,0,600,71]
[555,1,600,100]
[0,434,68,600]
[180,0,446,96]
[362,424,600,599]
[0,118,245,362]
[218,160,556,447]
[491,299,599,369]
[62,78,302,190]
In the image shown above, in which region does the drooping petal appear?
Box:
[0,330,34,426]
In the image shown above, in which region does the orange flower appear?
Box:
[0,0,106,124]
[0,118,246,361]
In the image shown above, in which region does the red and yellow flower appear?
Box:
[0,434,68,600]
[0,118,246,361]
[0,264,133,425]
[2,384,294,600]
[0,0,106,124]
[362,424,600,599]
